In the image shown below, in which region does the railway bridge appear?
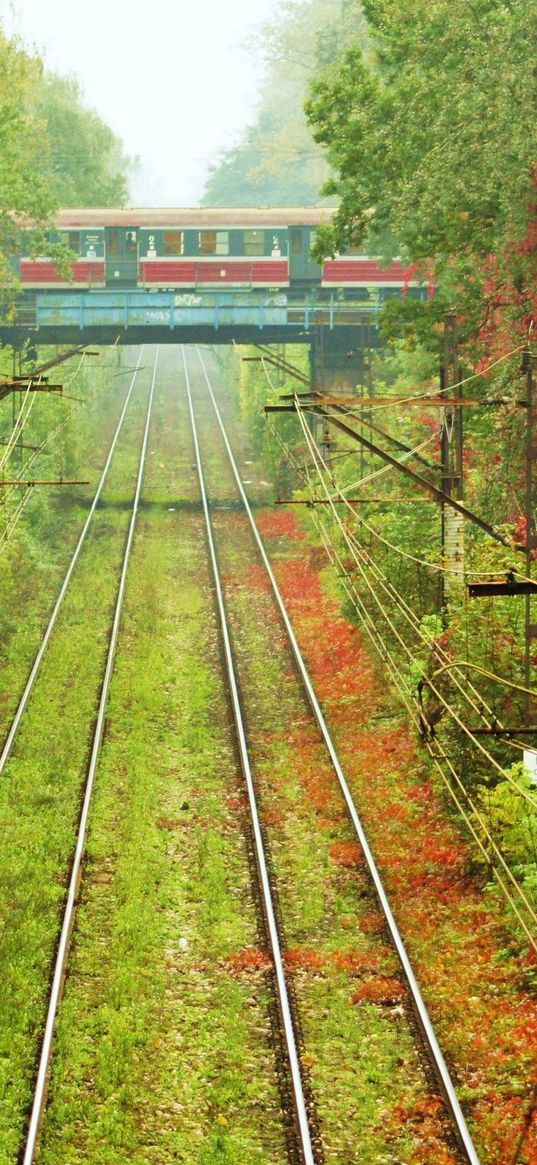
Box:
[0,207,428,388]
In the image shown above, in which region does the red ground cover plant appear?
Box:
[329,840,365,868]
[256,509,306,541]
[275,557,324,604]
[352,976,405,1006]
[359,911,386,936]
[243,563,272,593]
[225,947,272,974]
[331,948,387,976]
[388,1097,459,1165]
[287,724,342,818]
[258,505,537,1165]
[226,793,248,814]
[285,947,326,972]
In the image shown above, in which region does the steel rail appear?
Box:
[195,344,482,1165]
[22,346,160,1165]
[182,346,316,1165]
[0,346,146,779]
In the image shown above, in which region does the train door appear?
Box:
[105,227,139,286]
[288,227,319,284]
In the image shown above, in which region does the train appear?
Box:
[15,208,424,300]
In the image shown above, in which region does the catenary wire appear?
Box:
[294,401,537,804]
[300,457,537,950]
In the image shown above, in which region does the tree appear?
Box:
[0,30,57,283]
[32,72,131,208]
[306,0,537,350]
[203,0,365,207]
[0,22,131,295]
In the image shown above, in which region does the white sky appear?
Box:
[1,0,283,206]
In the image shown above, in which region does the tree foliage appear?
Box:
[306,0,537,347]
[203,0,365,207]
[0,30,56,279]
[31,72,131,208]
[0,23,130,288]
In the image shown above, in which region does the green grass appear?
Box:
[36,354,286,1164]
[0,375,152,1165]
[192,363,457,1164]
[1,348,457,1164]
[0,355,148,738]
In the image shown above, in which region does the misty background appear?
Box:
[1,0,280,205]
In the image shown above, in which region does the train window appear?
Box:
[290,230,303,256]
[125,230,137,254]
[163,230,183,256]
[108,229,120,256]
[244,230,264,256]
[199,231,216,254]
[60,231,81,255]
[199,230,229,256]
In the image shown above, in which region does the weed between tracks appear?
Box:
[207,502,460,1165]
[190,358,461,1165]
[0,376,151,1165]
[37,350,285,1164]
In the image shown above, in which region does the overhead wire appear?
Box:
[260,355,279,394]
[266,379,537,934]
[299,452,537,948]
[341,495,516,579]
[261,356,522,581]
[328,434,437,498]
[296,405,498,717]
[263,361,535,735]
[0,351,102,551]
[430,660,537,703]
[0,381,38,471]
[345,342,529,416]
[302,413,534,771]
[297,442,537,948]
[294,399,537,742]
[294,398,537,800]
[269,410,537,763]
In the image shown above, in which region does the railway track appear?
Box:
[2,343,291,1165]
[0,346,146,779]
[184,347,318,1165]
[184,343,481,1165]
[0,342,488,1162]
[7,346,160,1164]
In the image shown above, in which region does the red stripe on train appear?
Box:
[322,259,417,283]
[140,260,289,284]
[20,260,105,284]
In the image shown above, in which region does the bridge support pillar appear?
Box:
[310,326,369,395]
[309,326,373,458]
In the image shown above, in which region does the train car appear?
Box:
[15,208,423,299]
[19,226,106,288]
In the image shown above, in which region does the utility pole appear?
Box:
[440,312,464,608]
[277,343,286,388]
[523,348,536,724]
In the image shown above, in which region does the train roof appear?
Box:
[53,207,335,229]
